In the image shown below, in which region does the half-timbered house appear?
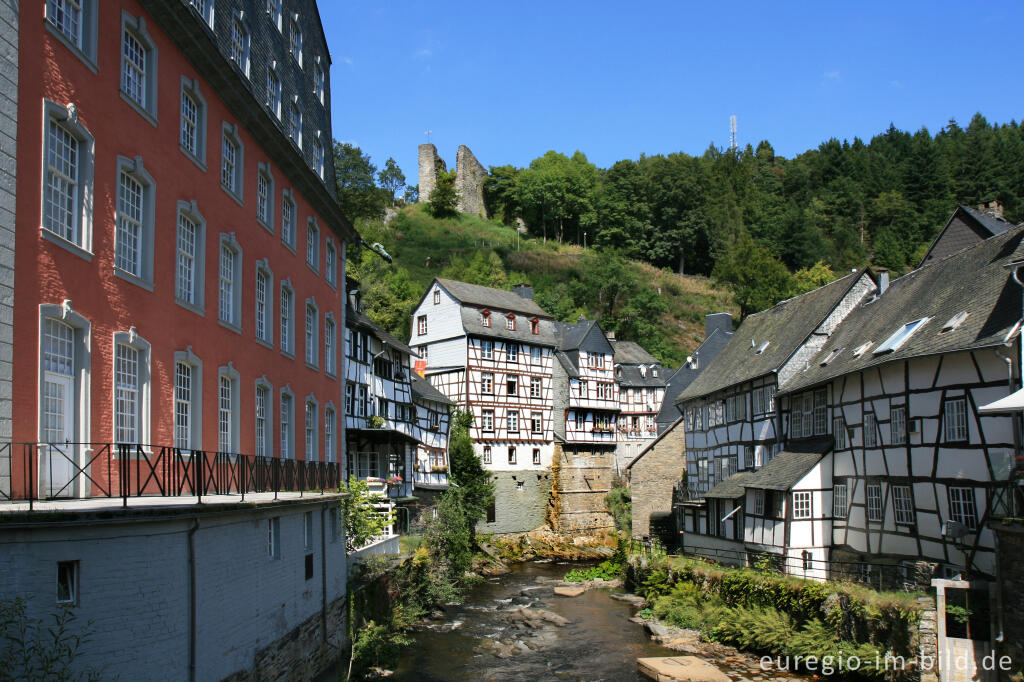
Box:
[674,270,877,563]
[611,338,666,473]
[411,373,452,490]
[778,223,1024,581]
[655,313,734,434]
[409,279,556,533]
[344,281,416,514]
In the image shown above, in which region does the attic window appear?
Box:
[755,341,770,355]
[820,348,844,366]
[433,289,440,305]
[874,318,929,355]
[941,311,968,333]
[652,368,658,377]
[506,314,516,331]
[530,317,539,335]
[481,310,491,328]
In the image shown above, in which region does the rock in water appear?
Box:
[553,585,586,597]
[637,656,731,682]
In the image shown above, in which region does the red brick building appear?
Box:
[9,0,355,498]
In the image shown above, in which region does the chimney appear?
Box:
[876,270,890,297]
[513,283,534,300]
[978,200,1005,219]
[705,312,733,339]
[606,330,615,341]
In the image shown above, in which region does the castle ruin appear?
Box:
[417,143,488,219]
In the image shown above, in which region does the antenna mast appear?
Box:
[729,115,737,152]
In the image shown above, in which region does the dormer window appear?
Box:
[941,311,968,333]
[531,317,539,335]
[481,310,491,328]
[506,314,516,331]
[874,318,929,355]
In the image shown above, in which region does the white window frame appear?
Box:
[254,260,274,346]
[113,156,155,289]
[217,363,240,454]
[287,99,302,147]
[254,377,273,458]
[891,405,906,445]
[112,329,151,447]
[281,190,296,251]
[173,347,203,452]
[174,200,206,314]
[217,234,243,331]
[280,279,295,356]
[833,415,846,450]
[507,410,518,433]
[874,317,930,355]
[508,343,518,363]
[752,489,765,516]
[120,12,158,124]
[792,491,812,519]
[306,218,319,271]
[892,485,914,524]
[324,403,337,463]
[45,0,99,70]
[312,136,325,179]
[265,63,282,119]
[313,59,325,104]
[948,486,977,531]
[305,298,319,369]
[280,387,295,459]
[288,14,303,66]
[481,372,492,394]
[256,162,275,232]
[482,445,492,464]
[530,376,541,398]
[187,0,214,27]
[41,101,95,259]
[178,78,207,170]
[832,482,848,518]
[304,396,318,462]
[220,123,244,202]
[325,239,337,287]
[944,397,968,442]
[229,13,250,77]
[866,483,883,522]
[266,0,282,31]
[481,339,493,359]
[417,315,427,336]
[324,313,337,376]
[481,409,494,432]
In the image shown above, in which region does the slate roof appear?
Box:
[704,472,754,499]
[436,278,548,317]
[918,205,1017,267]
[961,205,1015,237]
[625,416,683,470]
[555,351,580,378]
[460,308,559,347]
[782,223,1024,395]
[676,271,867,404]
[411,373,453,405]
[616,364,667,388]
[741,450,827,491]
[611,340,659,365]
[347,305,417,356]
[656,327,733,427]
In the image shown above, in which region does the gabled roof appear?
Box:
[676,271,868,403]
[656,327,733,425]
[783,223,1024,395]
[705,472,755,499]
[347,305,416,356]
[411,374,453,405]
[918,205,1016,267]
[616,364,666,388]
[741,444,830,491]
[611,340,659,365]
[625,416,683,470]
[435,278,548,317]
[460,308,559,347]
[555,351,580,378]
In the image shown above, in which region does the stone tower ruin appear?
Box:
[417,143,488,219]
[417,143,446,201]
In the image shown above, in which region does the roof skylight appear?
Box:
[755,341,770,354]
[941,311,968,333]
[874,318,930,355]
[820,348,844,366]
[853,342,873,358]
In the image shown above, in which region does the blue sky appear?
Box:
[321,1,1023,189]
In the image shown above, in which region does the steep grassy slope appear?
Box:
[350,205,737,367]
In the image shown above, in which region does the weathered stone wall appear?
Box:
[994,523,1024,679]
[0,0,16,497]
[554,445,614,531]
[417,143,446,201]
[455,145,487,218]
[628,423,686,538]
[480,470,552,535]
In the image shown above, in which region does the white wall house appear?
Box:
[611,339,666,473]
[411,373,453,490]
[344,281,417,507]
[410,279,557,533]
[675,270,875,566]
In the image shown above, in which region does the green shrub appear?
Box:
[564,558,623,583]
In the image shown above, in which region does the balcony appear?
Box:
[414,468,449,489]
[989,479,1024,520]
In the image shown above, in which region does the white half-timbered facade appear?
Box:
[553,320,620,449]
[611,339,667,472]
[344,281,416,501]
[411,373,453,490]
[409,279,558,533]
[674,270,876,566]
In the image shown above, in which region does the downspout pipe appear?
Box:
[321,504,328,644]
[187,517,200,682]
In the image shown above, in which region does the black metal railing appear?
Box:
[989,478,1024,520]
[0,442,341,510]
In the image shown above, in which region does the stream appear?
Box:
[391,561,726,681]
